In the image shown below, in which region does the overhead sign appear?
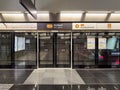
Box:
[96,23,110,29]
[72,23,96,29]
[72,23,120,30]
[37,23,72,30]
[20,0,37,19]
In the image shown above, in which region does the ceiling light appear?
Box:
[60,11,83,21]
[60,11,83,15]
[113,11,120,14]
[87,11,111,14]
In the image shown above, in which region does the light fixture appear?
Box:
[86,11,109,16]
[109,11,120,21]
[113,11,120,14]
[60,11,83,17]
[87,11,111,14]
[2,11,24,18]
[60,11,83,21]
[2,13,24,17]
[0,11,23,14]
[2,12,24,21]
[37,11,50,21]
[85,11,109,21]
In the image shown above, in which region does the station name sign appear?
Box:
[37,23,72,30]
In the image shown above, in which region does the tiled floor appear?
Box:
[0,69,120,90]
[24,68,85,84]
[77,69,120,84]
[0,84,13,90]
[0,69,33,84]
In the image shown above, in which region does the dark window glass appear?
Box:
[39,33,53,65]
[98,33,120,66]
[73,33,95,66]
[14,32,37,66]
[57,33,71,65]
[0,33,12,65]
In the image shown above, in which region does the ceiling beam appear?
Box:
[20,0,37,19]
[104,11,114,21]
[49,13,59,22]
[0,14,7,28]
[0,13,5,21]
[81,11,87,21]
[24,13,29,21]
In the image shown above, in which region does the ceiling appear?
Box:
[0,0,24,11]
[0,0,120,12]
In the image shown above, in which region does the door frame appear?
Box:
[38,32,71,68]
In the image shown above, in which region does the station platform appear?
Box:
[0,68,120,90]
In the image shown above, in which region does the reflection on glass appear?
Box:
[0,33,11,65]
[98,33,119,66]
[15,33,37,66]
[73,33,95,66]
[39,33,53,65]
[107,37,117,49]
[57,33,70,65]
[15,36,25,51]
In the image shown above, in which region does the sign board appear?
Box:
[72,23,96,29]
[38,23,120,30]
[99,38,106,49]
[111,23,120,29]
[37,23,72,30]
[96,23,108,29]
[72,23,120,30]
[87,38,95,49]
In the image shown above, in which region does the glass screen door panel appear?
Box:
[73,33,95,67]
[39,33,53,67]
[56,33,71,67]
[14,32,37,68]
[98,33,120,67]
[0,33,12,66]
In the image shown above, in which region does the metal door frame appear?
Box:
[39,32,71,68]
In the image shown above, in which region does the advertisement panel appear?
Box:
[87,37,95,49]
[99,38,106,49]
